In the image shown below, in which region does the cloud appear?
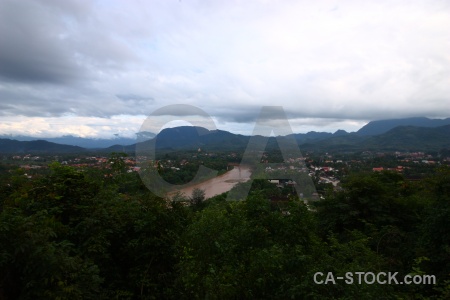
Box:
[0,0,449,137]
[0,0,86,84]
[116,94,154,102]
[0,115,147,138]
[0,0,137,85]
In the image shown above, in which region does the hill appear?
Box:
[127,126,252,153]
[113,124,450,154]
[0,134,146,148]
[363,124,450,151]
[0,139,86,154]
[301,124,450,152]
[357,117,450,136]
[2,121,449,154]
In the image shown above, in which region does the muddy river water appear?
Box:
[169,166,252,199]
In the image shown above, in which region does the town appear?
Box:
[2,148,448,200]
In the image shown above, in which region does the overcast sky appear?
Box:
[0,0,449,138]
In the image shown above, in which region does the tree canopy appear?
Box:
[0,157,449,299]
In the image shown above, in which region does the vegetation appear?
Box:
[0,154,449,299]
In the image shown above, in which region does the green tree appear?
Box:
[190,188,205,206]
[0,208,102,299]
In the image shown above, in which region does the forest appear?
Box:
[0,154,449,299]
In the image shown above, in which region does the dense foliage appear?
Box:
[0,157,449,299]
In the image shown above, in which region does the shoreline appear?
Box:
[167,165,252,199]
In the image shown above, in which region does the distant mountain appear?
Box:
[0,134,147,148]
[333,129,349,136]
[0,139,86,153]
[112,123,450,154]
[122,126,252,152]
[300,133,367,152]
[2,121,449,154]
[289,131,333,144]
[47,136,140,148]
[301,124,450,152]
[357,117,450,136]
[363,125,450,151]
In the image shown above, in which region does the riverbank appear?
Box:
[168,165,252,199]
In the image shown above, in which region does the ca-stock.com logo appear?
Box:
[135,104,318,202]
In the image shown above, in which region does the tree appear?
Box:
[190,188,205,206]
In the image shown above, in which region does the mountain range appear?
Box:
[0,135,143,149]
[356,117,450,135]
[300,125,450,152]
[1,117,449,154]
[0,139,85,154]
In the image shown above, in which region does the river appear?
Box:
[168,166,252,199]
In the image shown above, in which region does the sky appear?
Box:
[0,0,449,139]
